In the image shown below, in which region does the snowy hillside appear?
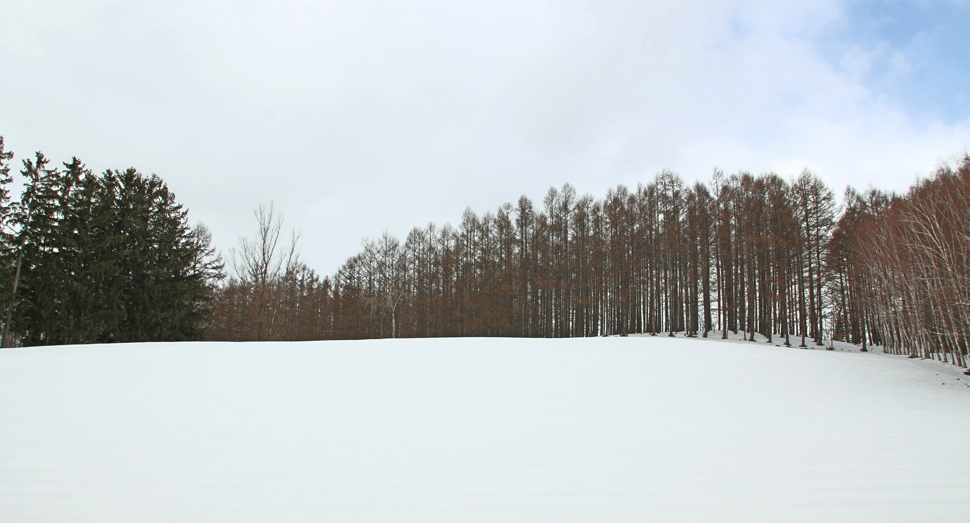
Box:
[2,336,969,522]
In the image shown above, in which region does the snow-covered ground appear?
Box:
[2,335,969,522]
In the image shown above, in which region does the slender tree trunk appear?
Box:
[1,249,24,349]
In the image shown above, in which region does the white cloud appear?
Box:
[0,0,967,272]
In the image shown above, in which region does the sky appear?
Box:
[1,0,968,274]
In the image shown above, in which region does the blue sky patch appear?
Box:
[817,0,970,122]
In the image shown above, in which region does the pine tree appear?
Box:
[9,157,221,345]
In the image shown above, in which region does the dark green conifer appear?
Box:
[6,150,222,345]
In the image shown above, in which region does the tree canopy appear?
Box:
[0,143,222,346]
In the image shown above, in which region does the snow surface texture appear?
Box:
[2,335,969,522]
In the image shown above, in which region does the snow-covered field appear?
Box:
[2,335,969,522]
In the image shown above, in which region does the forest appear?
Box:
[2,135,969,368]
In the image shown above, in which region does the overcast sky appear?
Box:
[1,0,968,273]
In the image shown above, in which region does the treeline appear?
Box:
[209,154,970,368]
[0,138,223,346]
[5,133,969,368]
[209,167,839,344]
[830,158,970,366]
[322,169,837,344]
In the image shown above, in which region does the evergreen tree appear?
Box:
[8,155,221,345]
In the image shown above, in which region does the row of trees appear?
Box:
[0,138,223,346]
[210,155,970,370]
[209,166,848,352]
[829,156,970,366]
[6,134,968,369]
[320,169,839,344]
